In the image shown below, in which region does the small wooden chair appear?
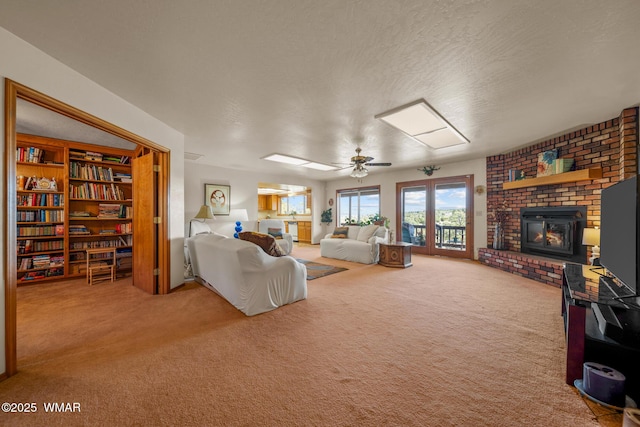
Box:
[86,247,117,285]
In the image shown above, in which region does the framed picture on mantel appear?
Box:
[205,184,230,215]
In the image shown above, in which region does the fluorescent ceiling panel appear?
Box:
[301,162,339,171]
[261,153,308,165]
[262,153,337,171]
[375,99,469,149]
[414,128,468,149]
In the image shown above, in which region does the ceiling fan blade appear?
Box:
[365,162,392,166]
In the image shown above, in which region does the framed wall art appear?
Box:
[204,184,230,215]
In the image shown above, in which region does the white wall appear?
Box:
[183,162,326,242]
[324,157,488,258]
[0,27,187,375]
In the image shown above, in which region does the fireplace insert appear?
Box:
[520,207,587,263]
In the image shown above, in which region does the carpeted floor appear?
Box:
[0,245,608,426]
[295,258,347,280]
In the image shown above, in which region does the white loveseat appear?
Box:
[320,225,388,264]
[187,233,307,316]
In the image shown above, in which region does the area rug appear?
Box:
[296,259,347,280]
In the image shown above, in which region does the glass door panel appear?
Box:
[401,186,426,247]
[434,182,467,252]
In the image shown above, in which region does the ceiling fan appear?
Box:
[343,147,392,178]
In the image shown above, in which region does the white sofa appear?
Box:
[187,233,307,316]
[320,225,388,264]
[258,219,293,255]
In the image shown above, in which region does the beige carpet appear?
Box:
[0,246,600,426]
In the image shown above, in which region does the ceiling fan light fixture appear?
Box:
[375,99,469,149]
[350,164,368,178]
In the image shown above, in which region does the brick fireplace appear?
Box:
[479,107,638,287]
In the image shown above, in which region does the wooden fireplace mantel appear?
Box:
[502,168,602,190]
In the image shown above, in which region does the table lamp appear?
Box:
[229,208,249,238]
[189,205,215,237]
[582,227,600,265]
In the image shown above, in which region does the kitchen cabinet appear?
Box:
[298,221,311,243]
[258,195,278,211]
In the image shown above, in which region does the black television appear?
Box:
[599,174,640,296]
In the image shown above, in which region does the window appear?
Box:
[337,187,380,225]
[279,194,307,215]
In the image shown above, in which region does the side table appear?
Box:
[379,242,413,268]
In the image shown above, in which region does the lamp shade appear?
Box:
[229,208,249,222]
[194,205,215,220]
[582,227,600,246]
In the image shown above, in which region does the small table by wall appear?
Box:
[379,242,413,268]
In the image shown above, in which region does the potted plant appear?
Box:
[321,208,332,224]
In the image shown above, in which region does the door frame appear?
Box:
[396,174,474,259]
[4,79,171,377]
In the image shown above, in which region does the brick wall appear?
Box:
[481,107,638,285]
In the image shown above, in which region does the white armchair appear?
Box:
[258,219,293,255]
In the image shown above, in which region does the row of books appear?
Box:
[17,193,64,207]
[20,268,64,281]
[69,235,132,249]
[70,162,116,182]
[114,172,132,183]
[16,146,46,163]
[17,225,64,237]
[69,224,90,235]
[69,182,126,200]
[17,209,64,223]
[17,239,64,254]
[97,203,131,218]
[99,223,132,235]
[70,149,130,164]
[18,254,64,271]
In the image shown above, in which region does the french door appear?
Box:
[396,175,474,259]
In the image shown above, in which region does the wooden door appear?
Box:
[132,151,157,294]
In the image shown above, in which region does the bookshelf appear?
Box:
[15,134,135,283]
[67,143,134,277]
[16,138,66,282]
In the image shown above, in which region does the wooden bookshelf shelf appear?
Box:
[502,168,602,190]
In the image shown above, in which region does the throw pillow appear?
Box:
[267,227,283,239]
[238,232,285,257]
[357,224,379,242]
[331,227,349,239]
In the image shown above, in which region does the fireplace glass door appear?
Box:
[523,220,574,255]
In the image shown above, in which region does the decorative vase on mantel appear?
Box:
[493,222,505,250]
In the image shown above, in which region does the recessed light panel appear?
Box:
[414,128,467,149]
[301,162,339,171]
[261,153,309,165]
[375,99,469,149]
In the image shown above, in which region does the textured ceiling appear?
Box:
[3,0,640,180]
